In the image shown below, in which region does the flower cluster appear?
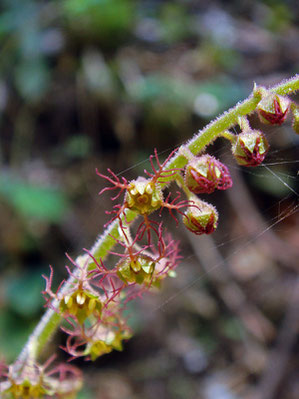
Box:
[41,217,181,365]
[3,81,298,398]
[95,85,299,254]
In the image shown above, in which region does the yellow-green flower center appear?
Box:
[126,179,162,215]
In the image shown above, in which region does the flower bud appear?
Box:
[232,130,269,167]
[291,105,299,134]
[257,93,290,125]
[184,154,232,194]
[183,200,218,235]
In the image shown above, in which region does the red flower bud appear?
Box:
[257,94,290,125]
[184,154,232,194]
[232,130,269,167]
[183,200,218,235]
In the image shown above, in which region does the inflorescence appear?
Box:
[1,83,298,398]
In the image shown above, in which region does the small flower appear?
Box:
[60,290,103,325]
[184,154,232,194]
[232,130,269,167]
[86,327,132,361]
[43,254,112,325]
[117,254,156,285]
[257,93,290,125]
[113,226,180,286]
[3,378,49,399]
[183,200,218,235]
[125,177,163,215]
[64,314,132,361]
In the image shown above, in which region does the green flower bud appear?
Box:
[184,154,232,194]
[257,93,290,125]
[183,200,218,235]
[232,130,269,167]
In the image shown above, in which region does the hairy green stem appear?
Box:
[16,74,299,367]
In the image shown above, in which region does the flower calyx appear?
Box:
[257,93,290,125]
[232,129,269,167]
[184,154,232,194]
[183,199,218,235]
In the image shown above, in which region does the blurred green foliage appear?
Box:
[5,270,44,317]
[63,0,135,43]
[0,309,35,360]
[0,175,69,222]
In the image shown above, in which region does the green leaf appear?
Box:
[63,0,135,43]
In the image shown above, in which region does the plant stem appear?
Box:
[16,74,299,366]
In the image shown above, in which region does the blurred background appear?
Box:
[0,0,298,398]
